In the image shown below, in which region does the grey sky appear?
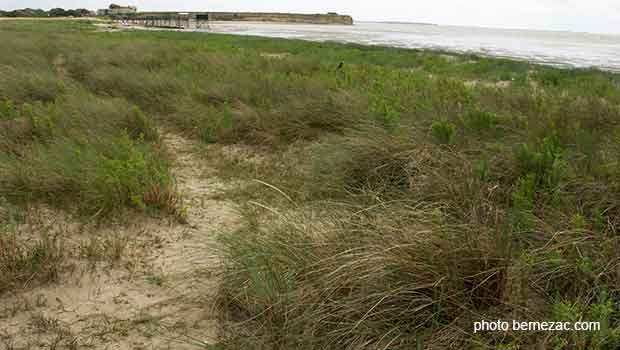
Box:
[1,0,619,34]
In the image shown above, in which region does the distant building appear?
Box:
[97,4,137,16]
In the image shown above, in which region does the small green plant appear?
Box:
[473,157,489,181]
[589,291,619,346]
[511,174,537,230]
[126,107,159,142]
[146,275,165,286]
[462,109,500,132]
[548,296,620,350]
[378,108,401,128]
[536,69,567,87]
[370,87,402,128]
[570,213,587,229]
[593,209,606,233]
[93,132,172,212]
[23,103,57,141]
[512,174,536,210]
[430,120,456,144]
[198,106,235,144]
[516,136,569,189]
[0,100,18,120]
[80,233,128,264]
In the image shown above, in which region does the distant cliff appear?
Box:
[207,12,353,25]
[121,11,354,28]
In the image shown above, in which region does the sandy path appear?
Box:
[0,131,239,349]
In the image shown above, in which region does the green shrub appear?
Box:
[125,106,160,142]
[431,120,456,144]
[0,66,65,103]
[0,91,174,215]
[171,96,238,143]
[510,174,537,231]
[198,106,235,143]
[83,66,183,112]
[23,103,58,141]
[1,132,173,214]
[91,133,171,211]
[0,100,18,120]
[515,136,570,189]
[547,296,620,349]
[462,109,500,132]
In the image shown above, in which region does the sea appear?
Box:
[204,21,620,72]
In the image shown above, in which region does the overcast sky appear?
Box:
[2,0,619,34]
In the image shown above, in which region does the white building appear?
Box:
[97,4,137,16]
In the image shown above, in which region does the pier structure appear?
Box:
[120,13,209,29]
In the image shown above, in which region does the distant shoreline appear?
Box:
[203,21,620,72]
[0,16,101,21]
[371,21,437,26]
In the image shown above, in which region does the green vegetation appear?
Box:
[0,229,64,295]
[0,22,176,217]
[2,20,620,349]
[0,8,92,18]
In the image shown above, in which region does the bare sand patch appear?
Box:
[260,52,292,59]
[0,131,240,349]
[464,79,513,88]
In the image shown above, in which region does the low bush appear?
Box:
[0,93,174,216]
[1,133,172,214]
[0,66,66,104]
[461,109,501,132]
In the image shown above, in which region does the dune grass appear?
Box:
[0,21,176,217]
[1,20,620,349]
[0,226,65,296]
[0,21,179,296]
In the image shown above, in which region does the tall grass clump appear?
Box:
[310,128,423,197]
[216,61,620,349]
[0,228,64,295]
[169,66,368,146]
[2,132,172,214]
[0,93,175,215]
[0,66,66,104]
[219,202,515,349]
[220,125,620,349]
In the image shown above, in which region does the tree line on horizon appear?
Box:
[0,8,92,18]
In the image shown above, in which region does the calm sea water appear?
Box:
[205,21,620,72]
